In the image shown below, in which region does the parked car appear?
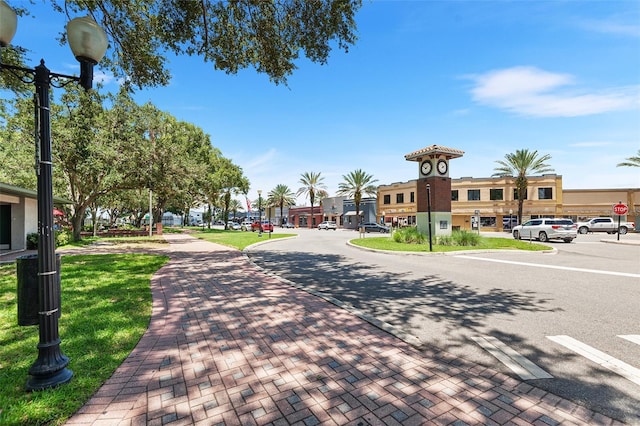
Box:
[318,221,337,230]
[227,222,241,230]
[283,222,295,228]
[240,221,253,231]
[576,217,635,234]
[512,218,577,243]
[251,221,274,232]
[357,222,390,233]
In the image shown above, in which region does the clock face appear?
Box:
[437,159,448,175]
[420,160,432,176]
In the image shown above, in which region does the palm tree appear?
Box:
[493,149,553,226]
[267,184,296,227]
[617,150,640,168]
[297,171,328,228]
[228,199,244,220]
[336,169,378,227]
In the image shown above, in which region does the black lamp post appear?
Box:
[426,183,433,252]
[0,0,108,391]
[257,190,262,237]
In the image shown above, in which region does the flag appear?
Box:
[246,197,251,212]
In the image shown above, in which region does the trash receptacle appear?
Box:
[16,254,61,326]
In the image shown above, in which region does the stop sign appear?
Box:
[613,203,628,215]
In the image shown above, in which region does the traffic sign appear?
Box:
[613,203,628,215]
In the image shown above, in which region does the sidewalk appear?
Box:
[64,234,620,425]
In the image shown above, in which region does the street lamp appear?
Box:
[0,0,107,391]
[257,190,262,237]
[267,201,272,239]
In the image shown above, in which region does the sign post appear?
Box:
[612,202,628,241]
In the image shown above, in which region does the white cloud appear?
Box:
[93,70,115,85]
[468,66,639,117]
[578,19,640,38]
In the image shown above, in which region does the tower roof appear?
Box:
[404,145,465,162]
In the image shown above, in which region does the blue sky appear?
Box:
[7,0,640,206]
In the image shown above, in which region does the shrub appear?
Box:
[392,226,426,244]
[452,230,480,246]
[25,230,73,249]
[55,230,72,247]
[26,233,38,249]
[437,235,454,246]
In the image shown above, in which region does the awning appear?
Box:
[53,208,65,216]
[344,211,361,216]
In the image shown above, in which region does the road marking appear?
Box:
[471,336,553,380]
[461,256,640,278]
[547,335,640,386]
[618,335,640,346]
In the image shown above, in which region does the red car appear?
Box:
[251,221,274,232]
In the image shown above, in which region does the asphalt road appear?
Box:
[245,227,640,424]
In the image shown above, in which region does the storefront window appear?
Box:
[480,216,496,227]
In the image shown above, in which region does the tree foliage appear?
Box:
[493,149,553,225]
[1,83,246,240]
[616,150,640,168]
[0,97,38,189]
[297,171,327,228]
[209,156,249,229]
[336,168,377,225]
[267,184,296,226]
[52,85,149,240]
[41,0,362,89]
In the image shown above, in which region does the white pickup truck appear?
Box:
[576,217,635,234]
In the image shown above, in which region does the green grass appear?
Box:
[0,253,168,425]
[350,234,551,252]
[194,228,295,250]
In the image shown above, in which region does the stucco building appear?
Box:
[378,175,638,232]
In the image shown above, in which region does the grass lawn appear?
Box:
[350,234,551,252]
[0,253,168,425]
[194,228,295,250]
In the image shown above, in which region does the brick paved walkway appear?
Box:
[64,234,620,425]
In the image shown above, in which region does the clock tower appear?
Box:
[404,145,464,237]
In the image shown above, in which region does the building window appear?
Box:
[467,189,481,201]
[451,190,459,201]
[410,191,415,203]
[396,193,404,203]
[490,188,503,201]
[513,188,528,200]
[538,187,553,200]
[383,194,391,205]
[480,217,497,227]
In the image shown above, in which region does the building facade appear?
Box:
[288,196,378,229]
[378,175,639,232]
[342,197,377,230]
[0,182,70,254]
[287,205,323,228]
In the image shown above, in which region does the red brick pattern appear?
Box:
[65,235,620,425]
